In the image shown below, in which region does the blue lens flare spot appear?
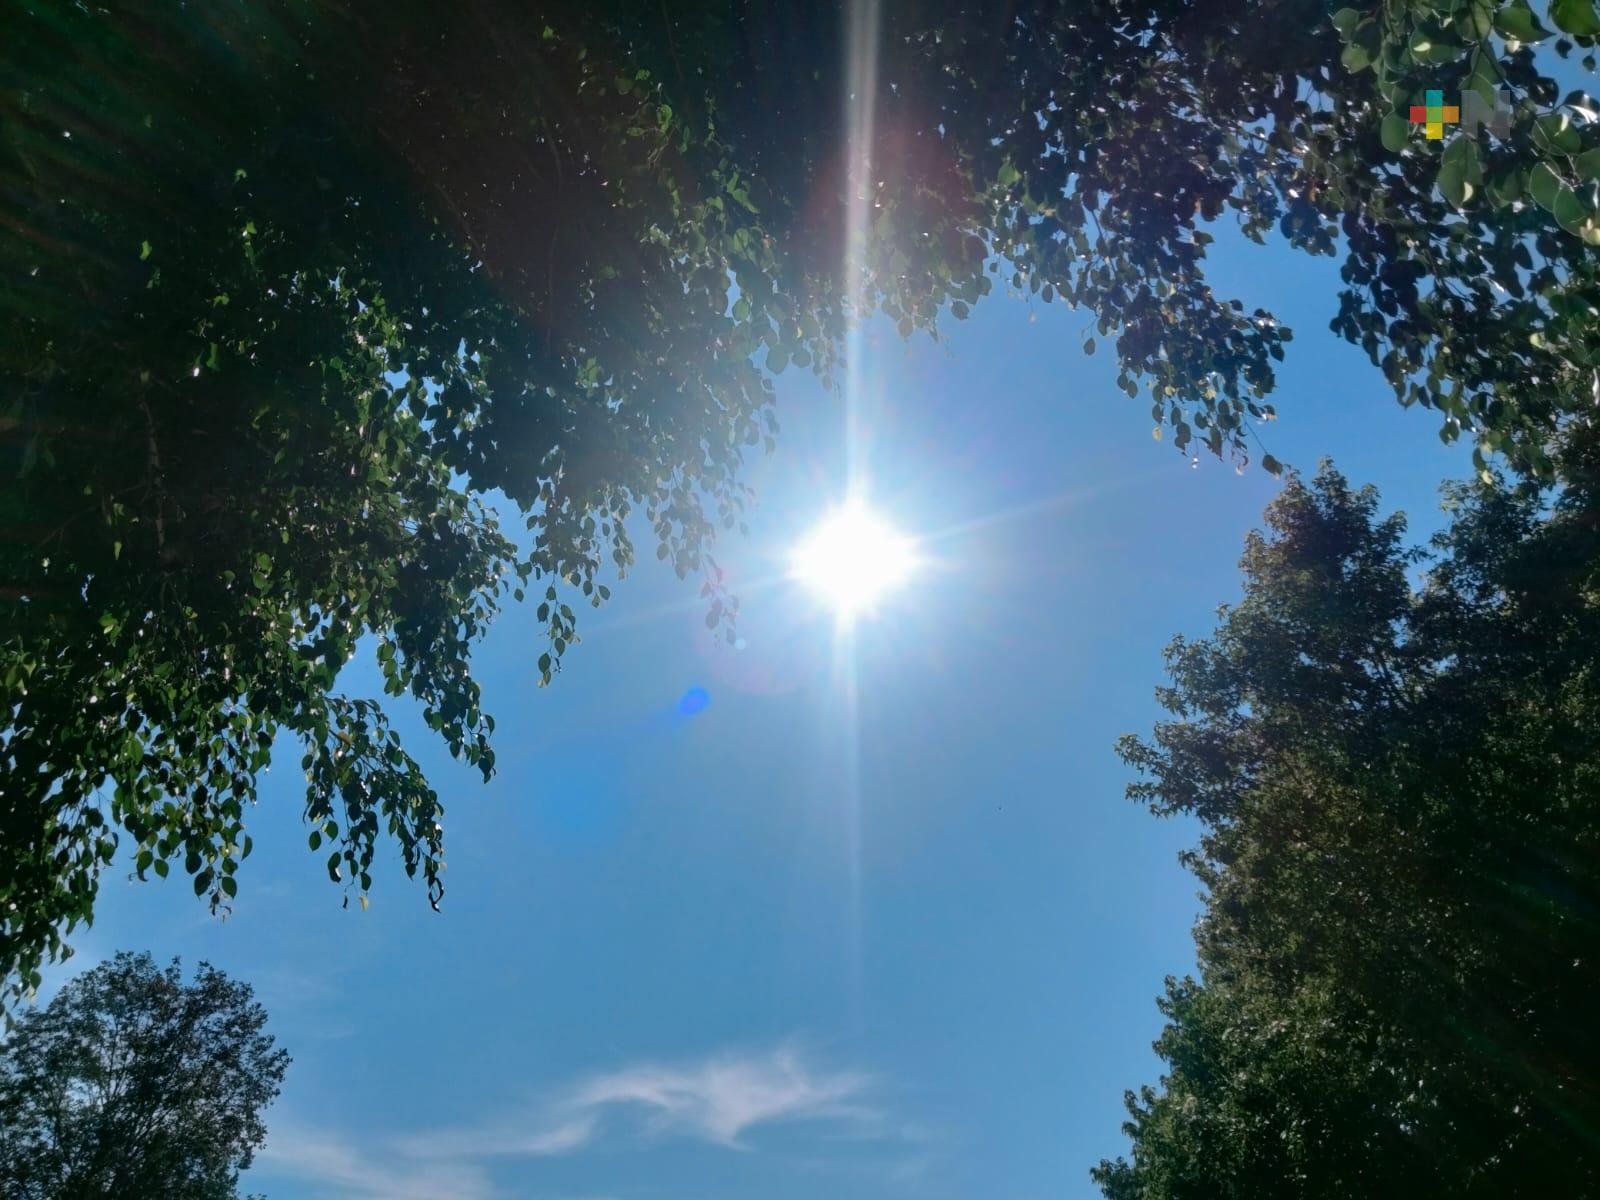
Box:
[677,686,710,716]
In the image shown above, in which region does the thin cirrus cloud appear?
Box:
[427,1040,877,1156]
[258,1122,499,1200]
[559,1042,874,1149]
[259,1042,891,1200]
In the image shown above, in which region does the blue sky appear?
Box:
[42,230,1475,1200]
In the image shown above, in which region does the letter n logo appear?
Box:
[1461,90,1512,139]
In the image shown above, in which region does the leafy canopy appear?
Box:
[1096,451,1600,1196]
[4,0,1599,1007]
[0,951,290,1200]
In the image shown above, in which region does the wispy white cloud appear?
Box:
[424,1040,876,1157]
[422,1113,602,1160]
[555,1041,872,1150]
[258,1121,497,1200]
[257,1042,896,1200]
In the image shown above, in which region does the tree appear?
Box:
[1094,453,1600,1196]
[0,951,290,1200]
[4,0,1599,1007]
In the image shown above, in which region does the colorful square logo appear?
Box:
[1409,89,1460,140]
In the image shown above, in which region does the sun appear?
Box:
[790,500,917,619]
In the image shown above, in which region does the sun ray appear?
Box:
[836,0,883,1037]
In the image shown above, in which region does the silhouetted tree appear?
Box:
[0,952,289,1200]
[1097,451,1600,1196]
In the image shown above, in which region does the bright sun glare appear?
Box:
[790,500,917,619]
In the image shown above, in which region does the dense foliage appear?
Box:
[1096,455,1600,1196]
[3,0,1597,1007]
[0,951,288,1200]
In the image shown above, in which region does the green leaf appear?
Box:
[139,240,152,261]
[1495,0,1549,40]
[1331,7,1362,35]
[1535,113,1583,155]
[1410,33,1464,62]
[1529,162,1563,209]
[1552,0,1600,35]
[1381,113,1410,153]
[1489,169,1526,204]
[1439,136,1482,207]
[1341,42,1371,70]
[1576,147,1600,180]
[1468,56,1502,108]
[997,160,1021,187]
[1459,2,1494,40]
[1552,181,1589,234]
